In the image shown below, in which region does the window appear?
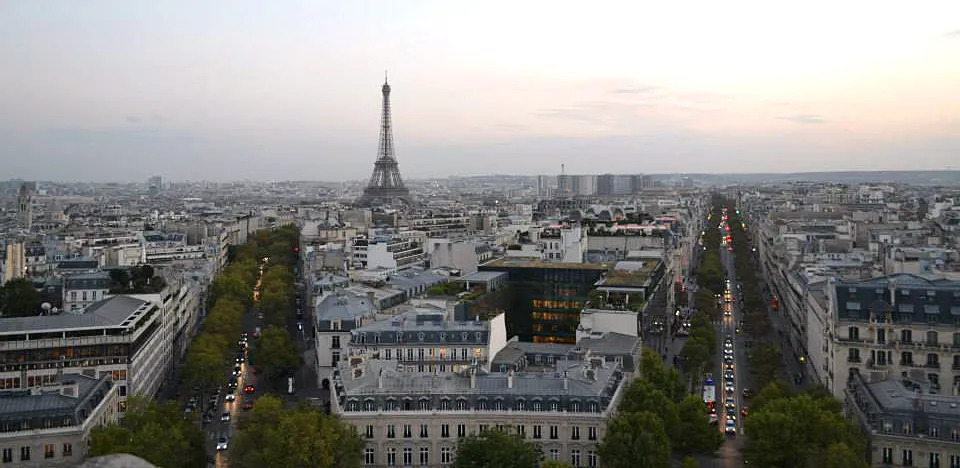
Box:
[457,424,466,437]
[403,447,412,466]
[549,449,560,461]
[928,331,939,346]
[332,336,340,348]
[441,447,452,464]
[902,330,913,344]
[571,449,581,467]
[420,424,429,437]
[82,291,87,301]
[20,446,30,461]
[587,451,598,467]
[456,399,467,410]
[365,448,376,466]
[571,426,581,440]
[931,452,941,468]
[904,449,914,466]
[878,328,887,344]
[881,448,893,464]
[387,448,397,466]
[533,425,542,439]
[927,353,940,367]
[387,424,396,438]
[407,349,414,360]
[848,348,861,362]
[403,424,412,438]
[532,401,542,411]
[419,399,430,411]
[550,425,559,439]
[419,447,429,465]
[1,448,11,463]
[460,348,467,360]
[949,455,960,468]
[494,399,503,411]
[901,351,914,366]
[954,332,960,347]
[332,352,340,367]
[418,348,425,360]
[848,326,859,340]
[588,426,598,441]
[516,425,525,437]
[385,349,392,360]
[365,425,374,438]
[441,424,450,438]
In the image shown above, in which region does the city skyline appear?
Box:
[1,1,959,182]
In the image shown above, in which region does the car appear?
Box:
[236,355,244,364]
[216,437,228,451]
[225,393,236,402]
[724,348,734,356]
[202,413,213,424]
[726,407,737,419]
[221,412,230,422]
[725,420,737,435]
[257,312,264,320]
[297,322,303,331]
[725,385,735,395]
[741,406,749,418]
[742,388,753,399]
[725,398,736,409]
[724,371,734,380]
[244,385,255,394]
[724,355,734,364]
[233,365,242,376]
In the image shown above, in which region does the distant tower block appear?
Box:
[357,73,412,207]
[17,182,33,229]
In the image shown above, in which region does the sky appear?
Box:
[1,1,959,182]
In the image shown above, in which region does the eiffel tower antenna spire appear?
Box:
[358,73,411,207]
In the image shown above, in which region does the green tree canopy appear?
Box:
[674,395,724,455]
[88,396,206,468]
[598,411,671,468]
[0,278,41,317]
[452,429,543,468]
[230,396,363,468]
[743,393,867,468]
[254,326,301,384]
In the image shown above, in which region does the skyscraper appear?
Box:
[357,74,411,207]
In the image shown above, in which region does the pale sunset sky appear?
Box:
[1,1,958,181]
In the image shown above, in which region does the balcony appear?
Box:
[847,355,862,363]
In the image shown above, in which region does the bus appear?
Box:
[703,376,717,423]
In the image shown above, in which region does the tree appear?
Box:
[674,396,724,455]
[0,278,42,317]
[541,462,573,468]
[254,326,301,385]
[743,393,867,468]
[183,334,229,392]
[821,442,868,468]
[597,411,671,468]
[638,349,685,401]
[453,429,543,468]
[680,337,711,374]
[230,396,363,468]
[88,396,206,468]
[681,456,700,468]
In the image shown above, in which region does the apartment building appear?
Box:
[351,235,426,272]
[0,373,119,467]
[62,272,110,312]
[314,291,378,389]
[0,295,171,412]
[345,311,508,374]
[826,274,960,399]
[333,354,627,468]
[846,372,960,468]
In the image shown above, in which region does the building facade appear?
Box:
[62,272,111,313]
[0,373,119,467]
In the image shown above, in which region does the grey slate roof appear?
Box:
[316,292,374,321]
[0,373,103,416]
[0,295,150,334]
[339,359,619,398]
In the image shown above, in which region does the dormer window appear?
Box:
[439,332,446,342]
[418,332,425,342]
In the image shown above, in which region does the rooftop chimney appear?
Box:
[563,371,569,391]
[377,368,384,389]
[470,370,477,389]
[507,370,514,389]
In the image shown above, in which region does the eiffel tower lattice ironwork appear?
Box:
[358,72,411,207]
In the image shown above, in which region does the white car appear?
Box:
[225,393,236,402]
[216,437,228,451]
[221,412,231,422]
[725,420,737,435]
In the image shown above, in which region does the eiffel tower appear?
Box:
[357,73,412,207]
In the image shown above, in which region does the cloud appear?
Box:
[777,114,827,124]
[613,85,660,94]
